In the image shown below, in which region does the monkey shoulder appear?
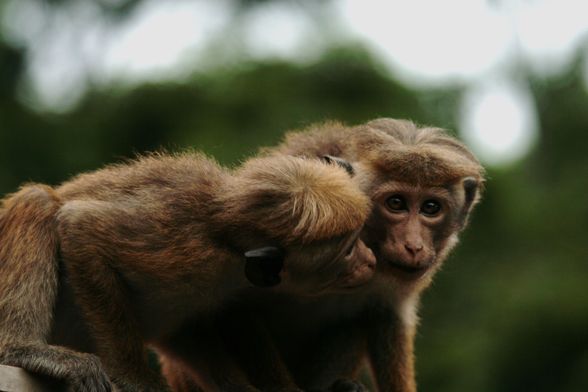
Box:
[1,184,59,212]
[57,200,120,225]
[57,153,226,201]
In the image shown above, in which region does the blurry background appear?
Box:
[1,0,587,390]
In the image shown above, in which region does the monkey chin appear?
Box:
[338,257,377,289]
[379,256,436,282]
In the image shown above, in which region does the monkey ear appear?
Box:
[322,155,355,176]
[463,177,478,205]
[244,246,285,288]
[458,177,479,227]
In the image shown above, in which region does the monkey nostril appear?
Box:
[404,243,423,256]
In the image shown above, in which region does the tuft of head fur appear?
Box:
[351,119,485,189]
[222,155,370,245]
[265,118,485,211]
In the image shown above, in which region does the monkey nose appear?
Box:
[404,242,423,257]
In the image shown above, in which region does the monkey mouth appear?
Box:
[340,258,377,288]
[372,248,432,280]
[385,260,431,280]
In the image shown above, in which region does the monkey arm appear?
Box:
[290,319,367,391]
[158,303,304,392]
[64,251,167,391]
[0,186,114,391]
[159,356,205,392]
[158,319,260,392]
[0,343,111,391]
[217,306,303,392]
[0,185,60,343]
[365,305,417,392]
[58,201,170,391]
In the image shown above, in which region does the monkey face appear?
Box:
[278,232,377,295]
[364,179,478,283]
[331,236,376,289]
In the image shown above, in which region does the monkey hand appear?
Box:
[326,378,367,392]
[62,353,113,392]
[0,344,113,392]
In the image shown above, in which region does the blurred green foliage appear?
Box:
[0,2,587,392]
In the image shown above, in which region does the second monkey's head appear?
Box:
[221,155,376,295]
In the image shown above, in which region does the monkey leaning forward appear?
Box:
[161,118,485,392]
[0,152,377,391]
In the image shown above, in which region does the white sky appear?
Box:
[3,0,588,166]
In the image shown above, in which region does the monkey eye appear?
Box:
[385,195,407,212]
[344,240,356,257]
[421,200,442,216]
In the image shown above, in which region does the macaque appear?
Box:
[0,152,376,391]
[161,119,484,392]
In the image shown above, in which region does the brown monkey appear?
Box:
[0,153,376,391]
[162,119,484,392]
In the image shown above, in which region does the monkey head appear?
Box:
[243,231,376,294]
[353,119,485,286]
[224,155,376,294]
[277,229,376,295]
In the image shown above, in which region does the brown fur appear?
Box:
[0,152,374,391]
[163,118,484,392]
[0,185,60,343]
[0,185,112,391]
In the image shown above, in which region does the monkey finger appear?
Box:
[67,360,113,392]
[68,373,113,392]
[327,378,367,392]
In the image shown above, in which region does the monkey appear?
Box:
[160,118,484,392]
[0,152,377,391]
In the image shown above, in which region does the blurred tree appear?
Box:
[0,45,441,192]
[416,60,588,392]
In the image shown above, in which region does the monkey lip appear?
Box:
[386,260,431,279]
[341,258,377,288]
